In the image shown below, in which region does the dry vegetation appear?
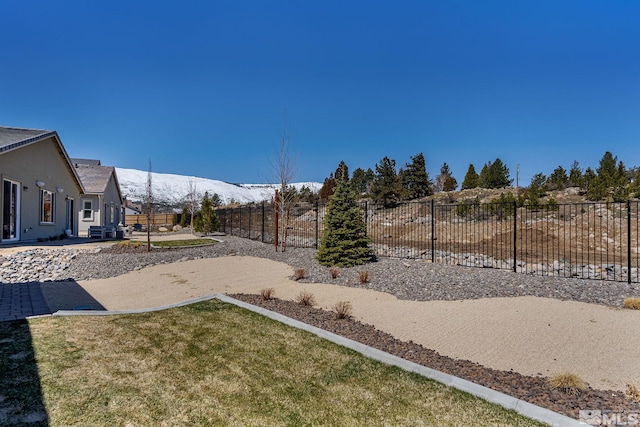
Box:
[358,270,370,283]
[260,287,275,301]
[333,301,353,319]
[626,384,640,403]
[623,297,640,309]
[295,291,316,307]
[329,266,341,279]
[547,373,588,395]
[293,268,306,280]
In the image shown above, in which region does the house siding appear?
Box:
[76,173,123,237]
[0,136,82,242]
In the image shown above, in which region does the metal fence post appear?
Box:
[431,199,435,263]
[261,201,265,243]
[628,200,632,284]
[513,201,517,273]
[315,201,319,249]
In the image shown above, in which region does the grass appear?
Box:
[547,372,588,395]
[151,238,217,247]
[0,300,546,426]
[358,270,370,284]
[333,300,354,319]
[295,291,316,306]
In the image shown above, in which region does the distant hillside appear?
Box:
[115,167,321,208]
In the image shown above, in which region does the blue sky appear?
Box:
[1,1,638,186]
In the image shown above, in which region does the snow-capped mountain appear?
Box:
[115,167,322,206]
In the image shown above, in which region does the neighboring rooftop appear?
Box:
[74,164,116,194]
[71,158,102,167]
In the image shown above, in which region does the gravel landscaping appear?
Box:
[5,235,640,419]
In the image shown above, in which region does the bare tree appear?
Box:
[185,176,201,233]
[270,118,298,252]
[146,160,153,252]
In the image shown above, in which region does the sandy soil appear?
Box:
[41,254,640,392]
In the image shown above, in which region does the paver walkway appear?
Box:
[0,283,51,322]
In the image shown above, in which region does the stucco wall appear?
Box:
[0,137,82,242]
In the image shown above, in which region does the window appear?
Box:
[41,190,54,223]
[110,204,115,223]
[82,200,93,220]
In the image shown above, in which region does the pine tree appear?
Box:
[568,161,583,188]
[318,174,336,201]
[461,164,481,190]
[194,192,219,235]
[547,166,569,190]
[316,180,374,267]
[596,151,618,188]
[335,160,349,182]
[371,156,400,207]
[526,173,547,209]
[435,163,457,192]
[479,158,512,188]
[400,153,432,199]
[351,167,374,196]
[319,161,350,201]
[612,161,630,202]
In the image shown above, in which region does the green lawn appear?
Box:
[0,300,546,426]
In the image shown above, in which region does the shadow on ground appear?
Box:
[0,320,48,426]
[0,280,105,426]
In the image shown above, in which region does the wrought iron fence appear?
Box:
[217,200,640,283]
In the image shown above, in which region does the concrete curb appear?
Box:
[53,293,583,427]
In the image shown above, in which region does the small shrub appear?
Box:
[358,270,370,284]
[329,267,341,279]
[293,268,306,281]
[333,301,353,319]
[547,372,587,395]
[295,291,316,306]
[626,384,640,403]
[623,297,640,310]
[260,287,275,301]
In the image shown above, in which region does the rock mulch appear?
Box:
[231,293,640,421]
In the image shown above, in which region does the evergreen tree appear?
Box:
[179,205,190,227]
[568,160,583,188]
[210,193,222,207]
[319,161,350,201]
[547,166,569,190]
[335,160,349,182]
[434,163,455,192]
[526,172,547,209]
[596,151,618,188]
[461,164,481,190]
[316,180,374,267]
[318,173,336,201]
[400,152,432,200]
[479,158,512,188]
[351,167,374,196]
[612,161,630,202]
[371,156,400,207]
[194,192,219,235]
[582,167,597,190]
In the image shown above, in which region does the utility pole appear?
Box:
[516,164,519,188]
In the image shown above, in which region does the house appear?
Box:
[71,159,124,237]
[0,126,84,243]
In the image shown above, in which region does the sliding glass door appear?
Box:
[2,179,20,241]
